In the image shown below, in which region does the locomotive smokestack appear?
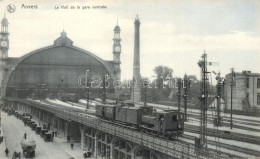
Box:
[131,15,141,103]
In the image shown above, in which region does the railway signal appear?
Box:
[177,78,182,114]
[197,51,210,150]
[196,51,219,150]
[213,72,224,126]
[183,74,190,121]
[230,68,235,129]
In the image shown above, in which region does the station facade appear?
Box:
[0,15,123,100]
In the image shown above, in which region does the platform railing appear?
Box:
[5,97,231,159]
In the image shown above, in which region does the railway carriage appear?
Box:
[96,104,116,120]
[115,106,143,126]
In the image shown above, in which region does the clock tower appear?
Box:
[0,14,9,99]
[113,22,121,83]
[112,22,121,98]
[0,14,9,59]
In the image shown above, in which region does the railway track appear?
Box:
[185,124,260,145]
[192,112,258,127]
[181,134,260,157]
[177,138,245,159]
[187,113,260,133]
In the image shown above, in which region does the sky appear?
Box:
[1,0,260,82]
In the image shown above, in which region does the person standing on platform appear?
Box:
[5,148,9,156]
[0,135,3,144]
[70,142,74,150]
[52,131,54,140]
[83,150,87,158]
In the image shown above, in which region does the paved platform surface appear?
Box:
[1,111,96,159]
[0,116,8,159]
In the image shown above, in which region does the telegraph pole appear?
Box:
[183,74,190,121]
[230,68,234,129]
[177,78,182,114]
[215,72,223,126]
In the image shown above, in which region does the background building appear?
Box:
[224,70,260,111]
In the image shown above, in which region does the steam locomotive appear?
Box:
[96,102,184,139]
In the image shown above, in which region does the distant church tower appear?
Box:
[131,15,141,103]
[0,14,9,99]
[113,21,121,98]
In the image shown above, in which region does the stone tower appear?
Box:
[131,15,141,103]
[113,22,121,83]
[113,22,121,98]
[0,14,9,99]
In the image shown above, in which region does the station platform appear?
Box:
[0,113,8,159]
[54,136,97,159]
